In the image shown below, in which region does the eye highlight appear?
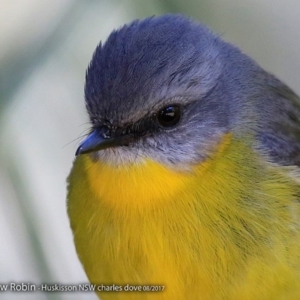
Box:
[157,105,181,127]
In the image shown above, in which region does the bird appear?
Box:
[67,14,300,300]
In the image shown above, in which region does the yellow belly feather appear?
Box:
[67,134,300,299]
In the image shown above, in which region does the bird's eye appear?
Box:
[157,105,181,127]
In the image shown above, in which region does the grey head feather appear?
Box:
[84,14,300,169]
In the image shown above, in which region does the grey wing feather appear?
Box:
[258,77,300,167]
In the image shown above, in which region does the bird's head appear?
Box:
[76,14,258,170]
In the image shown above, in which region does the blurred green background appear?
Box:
[1,0,299,299]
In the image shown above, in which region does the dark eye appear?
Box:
[157,105,181,127]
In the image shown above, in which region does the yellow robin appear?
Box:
[67,14,300,300]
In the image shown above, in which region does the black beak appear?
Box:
[75,127,134,156]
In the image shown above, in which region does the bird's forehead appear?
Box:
[85,15,221,124]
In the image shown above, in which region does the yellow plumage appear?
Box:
[68,134,300,299]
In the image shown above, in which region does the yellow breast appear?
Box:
[67,134,300,299]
